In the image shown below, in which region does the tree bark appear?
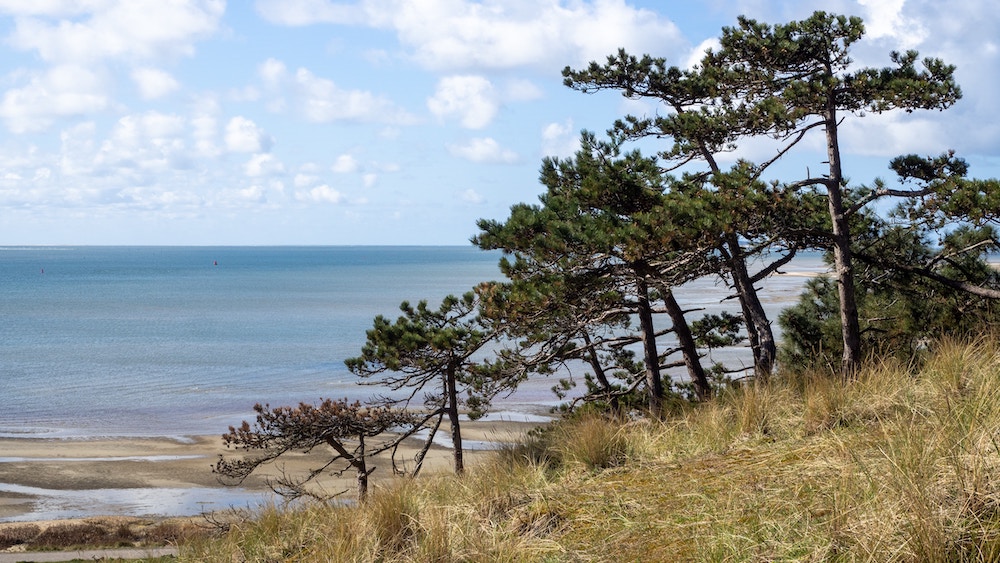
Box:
[411,412,443,479]
[582,331,620,412]
[723,233,776,380]
[634,275,664,415]
[356,435,368,501]
[702,141,776,380]
[662,288,712,400]
[445,362,464,474]
[824,101,862,378]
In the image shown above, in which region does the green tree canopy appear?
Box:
[345,291,506,474]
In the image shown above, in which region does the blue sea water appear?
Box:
[0,246,825,521]
[0,246,825,440]
[0,246,506,438]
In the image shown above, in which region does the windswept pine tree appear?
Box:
[562,11,987,378]
[345,291,510,474]
[476,134,743,412]
[214,399,416,501]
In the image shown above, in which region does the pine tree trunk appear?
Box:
[356,435,369,501]
[582,331,620,412]
[635,276,664,415]
[446,362,464,474]
[662,288,711,400]
[824,103,862,378]
[701,142,776,380]
[723,234,776,380]
[411,412,443,479]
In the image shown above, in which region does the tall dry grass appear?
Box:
[181,336,1000,562]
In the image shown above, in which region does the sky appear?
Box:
[0,0,997,246]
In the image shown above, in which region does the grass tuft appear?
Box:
[179,337,1000,562]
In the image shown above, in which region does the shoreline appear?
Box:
[0,417,545,524]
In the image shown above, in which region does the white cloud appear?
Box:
[362,173,378,187]
[254,0,365,26]
[34,167,52,181]
[94,111,188,173]
[256,0,684,71]
[685,38,719,69]
[225,116,273,153]
[459,188,484,204]
[331,154,359,173]
[0,1,223,133]
[839,112,957,158]
[541,119,579,158]
[295,67,411,123]
[0,2,93,17]
[857,0,928,49]
[191,114,220,158]
[388,0,680,71]
[294,173,319,187]
[244,153,285,177]
[427,75,497,129]
[0,65,110,133]
[297,184,344,203]
[131,67,180,99]
[448,137,518,163]
[234,184,267,203]
[4,0,226,64]
[59,121,98,176]
[258,58,415,124]
[258,58,287,88]
[118,186,203,209]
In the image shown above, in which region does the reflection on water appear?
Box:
[0,482,273,523]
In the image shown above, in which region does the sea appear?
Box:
[0,245,827,440]
[0,246,824,521]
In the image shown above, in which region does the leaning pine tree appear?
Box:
[345,291,510,475]
[703,12,963,376]
[563,11,966,378]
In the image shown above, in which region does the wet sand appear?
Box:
[0,417,544,523]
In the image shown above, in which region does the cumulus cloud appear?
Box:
[258,0,685,71]
[244,153,285,177]
[427,75,497,129]
[224,116,273,153]
[448,137,518,163]
[234,184,267,203]
[541,119,579,158]
[3,0,225,64]
[131,67,180,99]
[685,38,719,69]
[257,58,415,124]
[380,0,683,70]
[254,0,365,26]
[294,172,319,187]
[297,184,344,203]
[0,1,224,133]
[857,0,928,49]
[95,112,189,173]
[294,67,409,123]
[59,121,99,176]
[0,65,110,133]
[191,114,220,158]
[331,154,359,173]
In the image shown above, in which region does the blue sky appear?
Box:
[0,0,997,245]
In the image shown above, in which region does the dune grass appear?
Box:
[181,337,1000,562]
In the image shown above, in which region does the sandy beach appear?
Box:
[0,417,544,524]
